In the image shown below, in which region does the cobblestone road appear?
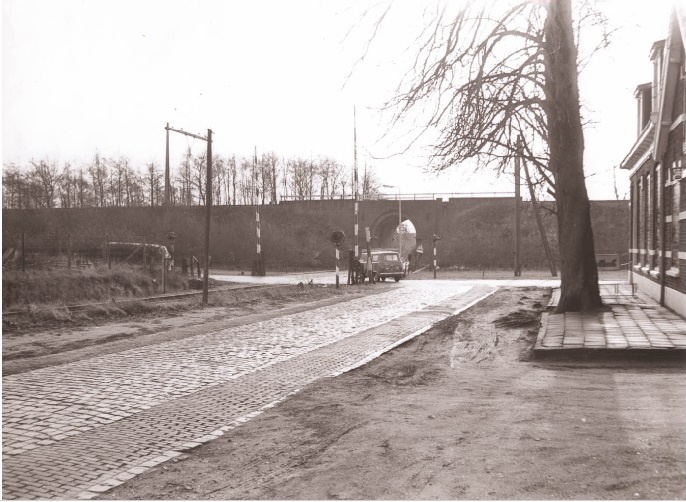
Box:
[2,281,496,499]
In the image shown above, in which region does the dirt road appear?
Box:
[101,287,686,500]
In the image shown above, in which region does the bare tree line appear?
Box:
[2,151,381,209]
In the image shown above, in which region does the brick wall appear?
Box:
[2,198,630,271]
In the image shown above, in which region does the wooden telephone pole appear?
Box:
[165,123,171,205]
[523,156,557,277]
[165,124,213,305]
[514,138,522,277]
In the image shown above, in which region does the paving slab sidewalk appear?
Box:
[535,283,686,358]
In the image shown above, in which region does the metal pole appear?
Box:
[163,257,167,294]
[202,129,212,306]
[165,123,170,205]
[398,192,402,259]
[354,106,359,261]
[107,235,111,269]
[255,146,263,276]
[21,231,25,272]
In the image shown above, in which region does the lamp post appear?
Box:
[383,185,402,259]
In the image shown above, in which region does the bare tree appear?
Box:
[146,162,161,206]
[106,157,123,206]
[261,152,280,204]
[58,162,73,208]
[75,168,90,207]
[361,163,380,200]
[227,155,237,205]
[2,164,24,208]
[191,152,207,205]
[5,147,360,208]
[360,0,609,312]
[317,156,346,199]
[212,155,226,205]
[238,157,254,204]
[88,153,107,207]
[288,157,316,200]
[339,171,349,199]
[175,148,194,206]
[30,158,62,208]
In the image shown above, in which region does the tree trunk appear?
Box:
[544,0,603,313]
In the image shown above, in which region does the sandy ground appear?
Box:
[99,287,686,500]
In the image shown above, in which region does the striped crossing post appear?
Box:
[335,247,340,288]
[253,146,265,276]
[354,201,359,258]
[433,244,437,279]
[354,107,359,279]
[256,207,261,264]
[331,231,345,289]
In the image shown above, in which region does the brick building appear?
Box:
[620,6,686,316]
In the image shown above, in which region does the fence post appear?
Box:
[143,237,147,270]
[163,256,167,294]
[107,237,111,269]
[21,231,26,272]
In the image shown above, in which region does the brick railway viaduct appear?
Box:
[2,197,629,270]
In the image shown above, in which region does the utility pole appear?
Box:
[354,107,360,274]
[399,196,402,259]
[523,156,557,277]
[514,138,522,277]
[203,129,212,305]
[165,123,213,305]
[165,123,171,205]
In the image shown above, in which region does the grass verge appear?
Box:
[2,264,189,309]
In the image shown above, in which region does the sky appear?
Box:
[1,0,678,200]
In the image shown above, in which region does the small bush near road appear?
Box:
[2,265,188,309]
